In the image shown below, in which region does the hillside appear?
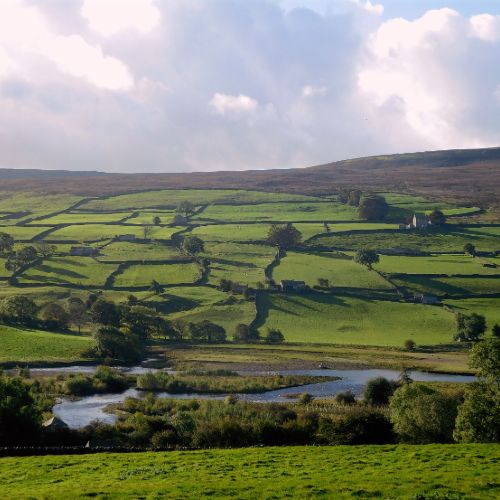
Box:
[1,147,499,205]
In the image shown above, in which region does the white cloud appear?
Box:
[470,14,500,42]
[209,93,258,115]
[81,0,161,37]
[302,85,327,97]
[0,1,499,173]
[350,1,384,16]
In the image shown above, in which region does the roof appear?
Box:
[413,214,428,222]
[43,416,69,429]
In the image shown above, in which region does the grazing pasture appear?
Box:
[0,445,497,499]
[113,262,201,287]
[97,242,181,261]
[0,225,54,241]
[35,212,132,224]
[0,324,92,363]
[273,251,394,289]
[256,292,455,346]
[196,201,358,222]
[18,257,118,287]
[81,189,319,211]
[393,275,500,296]
[375,253,500,275]
[47,224,179,242]
[444,297,500,328]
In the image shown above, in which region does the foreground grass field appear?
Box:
[0,445,497,499]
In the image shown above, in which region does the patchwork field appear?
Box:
[0,445,497,499]
[0,187,498,365]
[256,293,456,346]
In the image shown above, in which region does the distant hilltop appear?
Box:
[0,146,499,205]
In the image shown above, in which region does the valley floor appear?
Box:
[0,444,498,499]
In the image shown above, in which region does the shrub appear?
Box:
[335,391,356,405]
[363,377,397,406]
[265,328,284,344]
[390,384,462,443]
[404,339,416,351]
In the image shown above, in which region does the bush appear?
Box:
[363,377,397,406]
[265,328,284,344]
[335,391,356,405]
[93,326,142,362]
[315,408,395,445]
[390,384,462,443]
[404,339,416,351]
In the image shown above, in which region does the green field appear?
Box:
[375,253,500,275]
[274,251,394,289]
[98,242,181,261]
[125,210,176,225]
[0,225,54,240]
[18,257,118,287]
[114,262,201,287]
[47,224,179,242]
[35,212,132,224]
[0,324,92,363]
[81,189,319,211]
[0,445,497,499]
[257,293,455,346]
[204,242,275,286]
[313,226,500,252]
[393,275,500,296]
[444,297,500,328]
[196,201,358,222]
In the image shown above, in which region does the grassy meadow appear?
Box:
[0,445,497,499]
[256,293,456,346]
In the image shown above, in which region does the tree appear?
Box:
[153,216,161,226]
[463,243,476,257]
[218,278,232,292]
[182,235,204,255]
[404,339,416,351]
[348,189,362,206]
[40,302,69,330]
[0,296,37,326]
[0,375,42,446]
[93,326,142,362]
[186,320,226,343]
[267,223,302,249]
[233,323,260,343]
[454,338,499,443]
[363,377,397,406]
[90,300,120,327]
[143,225,154,240]
[455,313,486,342]
[0,232,14,255]
[390,384,462,443]
[354,249,379,270]
[429,209,446,226]
[358,195,389,220]
[127,295,139,306]
[176,201,195,217]
[492,324,500,338]
[265,328,284,344]
[152,317,181,340]
[121,305,156,339]
[6,246,38,272]
[34,241,57,258]
[67,297,87,334]
[150,279,164,295]
[317,278,330,288]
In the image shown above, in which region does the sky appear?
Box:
[0,0,499,173]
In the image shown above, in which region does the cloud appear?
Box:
[209,93,258,115]
[302,85,327,97]
[81,0,161,37]
[0,1,499,173]
[350,1,384,16]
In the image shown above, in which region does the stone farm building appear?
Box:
[70,246,99,256]
[117,234,136,242]
[411,214,429,229]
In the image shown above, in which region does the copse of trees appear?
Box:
[463,243,476,257]
[0,295,38,326]
[357,195,389,220]
[186,320,226,343]
[429,209,446,226]
[267,223,302,249]
[265,328,285,344]
[40,302,69,330]
[5,245,38,272]
[90,299,121,327]
[176,200,195,217]
[0,232,14,254]
[455,312,486,342]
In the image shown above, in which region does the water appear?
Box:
[53,368,475,429]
